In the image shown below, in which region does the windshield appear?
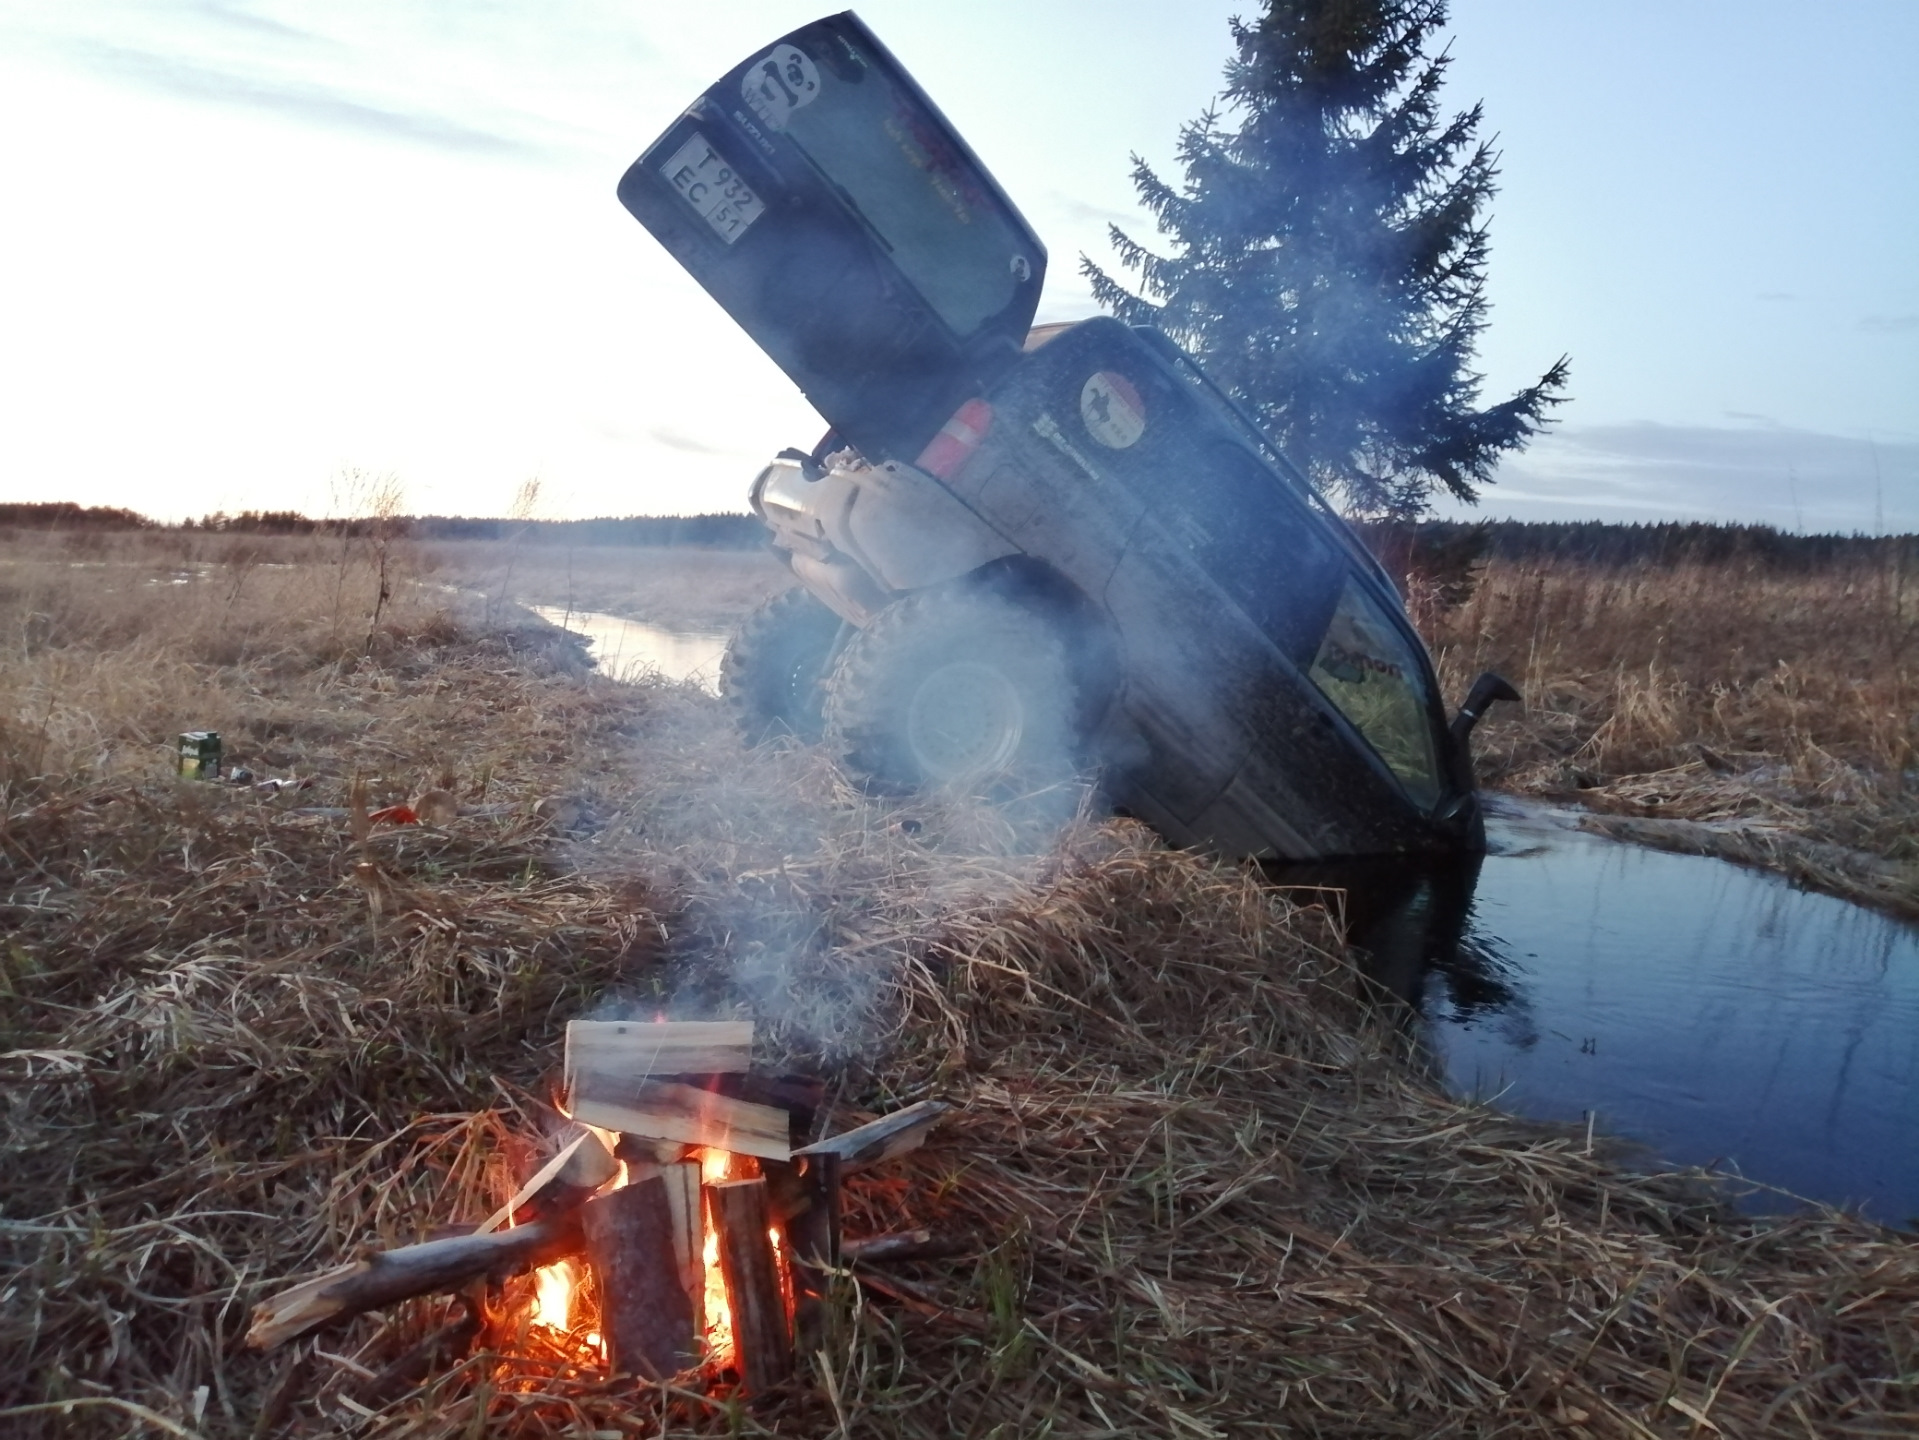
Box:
[748,32,1032,338]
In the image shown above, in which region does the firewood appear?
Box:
[475,1128,618,1234]
[842,1229,968,1264]
[787,1151,840,1352]
[658,1161,704,1331]
[795,1099,947,1173]
[564,1019,753,1087]
[247,1213,584,1350]
[571,1080,790,1160]
[710,1178,794,1394]
[581,1176,699,1381]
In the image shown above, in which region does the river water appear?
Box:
[531,606,728,692]
[544,606,1919,1224]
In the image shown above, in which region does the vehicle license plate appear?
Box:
[660,133,765,244]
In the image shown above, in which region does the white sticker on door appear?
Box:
[1080,371,1146,449]
[742,44,821,130]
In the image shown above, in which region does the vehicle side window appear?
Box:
[1168,445,1340,663]
[1308,577,1442,808]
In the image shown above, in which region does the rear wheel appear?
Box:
[721,589,844,743]
[823,588,1079,792]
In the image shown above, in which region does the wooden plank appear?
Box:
[794,1099,947,1173]
[570,1081,791,1161]
[564,1020,752,1088]
[247,1213,584,1350]
[475,1128,618,1234]
[710,1178,793,1395]
[581,1176,699,1381]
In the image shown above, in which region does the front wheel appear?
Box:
[823,589,1080,792]
[721,589,844,743]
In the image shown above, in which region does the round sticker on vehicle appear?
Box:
[742,44,821,130]
[1080,371,1146,449]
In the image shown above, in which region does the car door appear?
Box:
[618,13,1046,464]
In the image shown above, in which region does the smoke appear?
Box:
[564,674,1097,1069]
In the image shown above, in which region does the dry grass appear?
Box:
[3,532,1915,1438]
[1418,553,1919,909]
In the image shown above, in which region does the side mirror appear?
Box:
[1449,671,1520,746]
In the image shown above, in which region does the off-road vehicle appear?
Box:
[617,11,1515,859]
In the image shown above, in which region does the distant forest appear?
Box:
[2,501,1913,567]
[0,504,765,548]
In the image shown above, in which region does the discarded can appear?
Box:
[178,731,222,780]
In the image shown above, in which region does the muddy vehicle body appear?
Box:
[618,12,1513,859]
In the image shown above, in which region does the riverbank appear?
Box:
[1,539,1913,1437]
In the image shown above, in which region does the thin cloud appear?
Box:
[1859,314,1919,334]
[647,426,739,457]
[69,39,540,157]
[1437,421,1919,533]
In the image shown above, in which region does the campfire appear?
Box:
[246,1020,946,1401]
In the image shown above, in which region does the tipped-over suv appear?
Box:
[617,11,1515,859]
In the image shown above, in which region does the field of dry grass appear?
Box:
[2,529,1915,1438]
[1415,550,1919,911]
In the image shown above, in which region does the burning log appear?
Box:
[477,1128,618,1233]
[581,1175,700,1381]
[709,1178,794,1395]
[796,1098,947,1173]
[571,1080,791,1161]
[247,1212,584,1350]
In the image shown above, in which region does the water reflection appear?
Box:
[1277,796,1919,1224]
[532,606,728,691]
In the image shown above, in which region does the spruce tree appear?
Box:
[1083,0,1569,518]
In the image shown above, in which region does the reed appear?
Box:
[1418,552,1919,896]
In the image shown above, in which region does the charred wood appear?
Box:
[710,1178,794,1395]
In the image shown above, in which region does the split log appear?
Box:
[247,1212,584,1350]
[787,1151,840,1351]
[710,1178,793,1394]
[795,1099,947,1173]
[657,1161,705,1331]
[476,1128,618,1234]
[564,1019,752,1087]
[581,1176,699,1381]
[571,1080,790,1161]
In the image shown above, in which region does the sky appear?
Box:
[0,1,1913,531]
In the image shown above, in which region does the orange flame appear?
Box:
[698,1147,735,1365]
[531,1258,575,1332]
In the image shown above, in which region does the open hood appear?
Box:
[617,12,1047,463]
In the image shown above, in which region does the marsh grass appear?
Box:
[2,533,1915,1437]
[1419,552,1919,907]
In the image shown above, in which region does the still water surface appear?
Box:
[533,606,727,691]
[549,608,1919,1222]
[1331,798,1919,1223]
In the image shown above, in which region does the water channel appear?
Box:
[546,607,1919,1225]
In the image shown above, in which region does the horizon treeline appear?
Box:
[3,500,1915,567]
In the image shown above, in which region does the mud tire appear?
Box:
[721,588,844,743]
[823,588,1079,792]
